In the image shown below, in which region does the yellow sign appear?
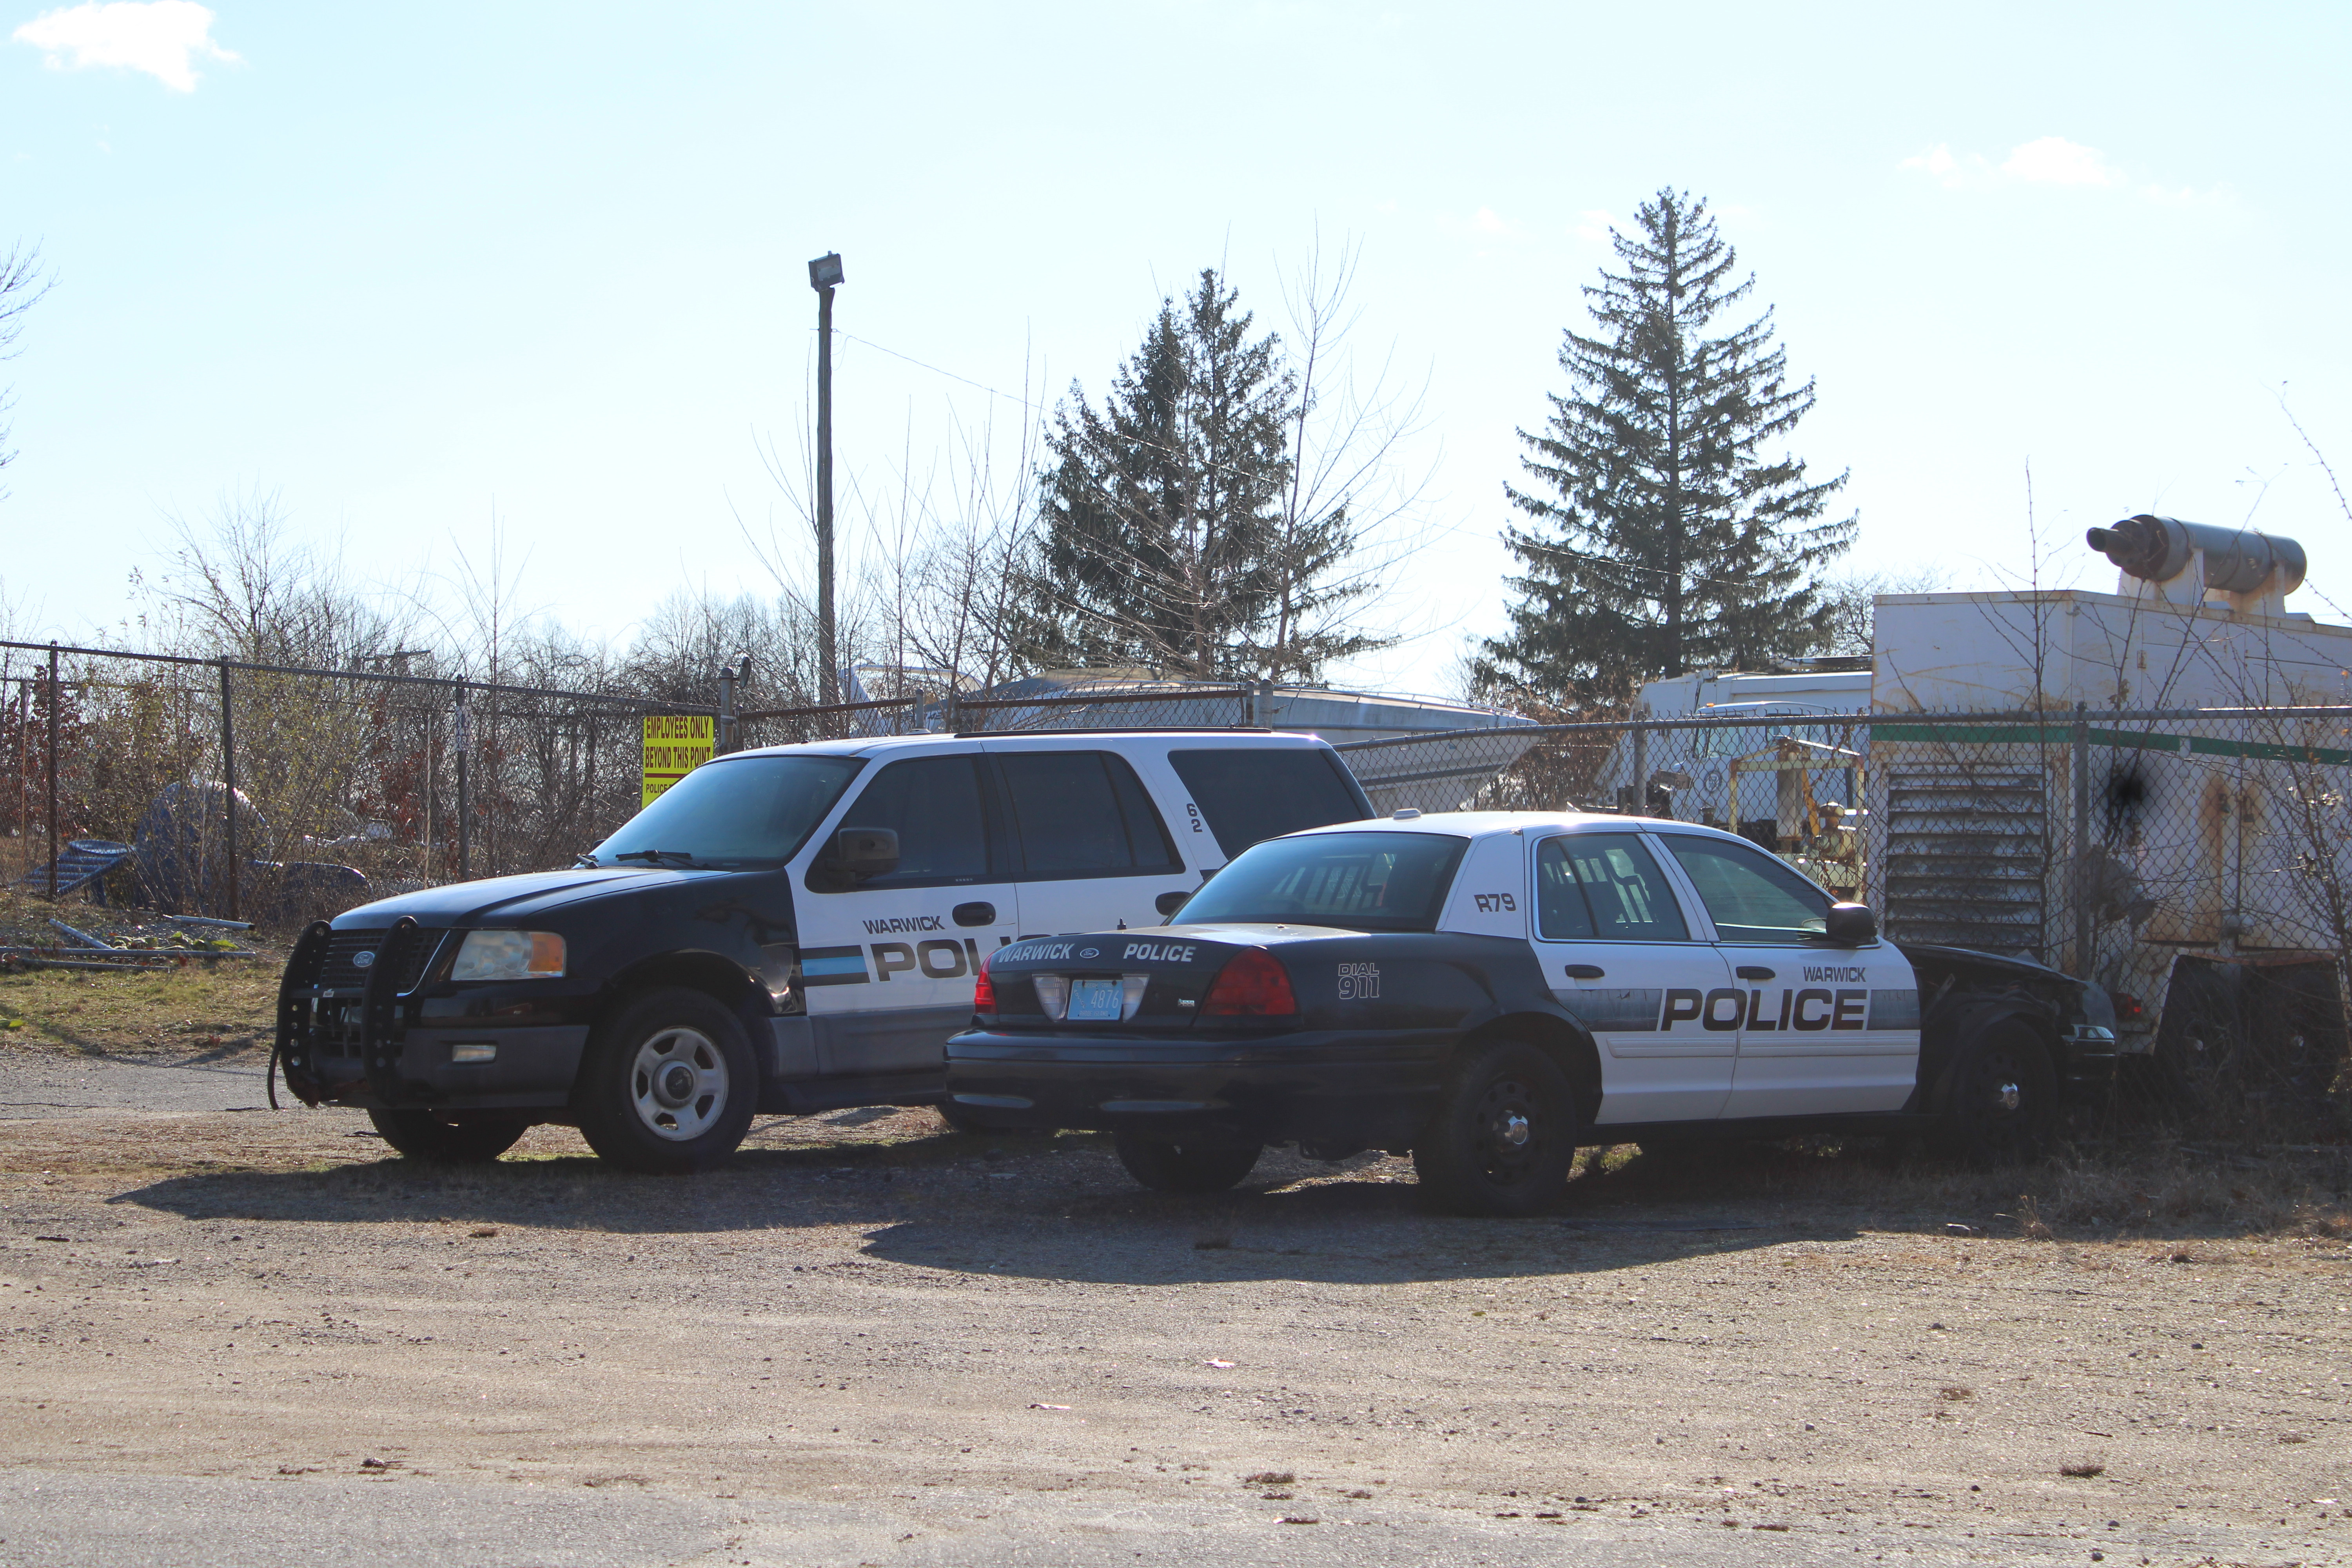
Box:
[642,715,715,806]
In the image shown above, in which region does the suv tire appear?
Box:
[368,1108,530,1164]
[575,987,758,1174]
[1413,1040,1581,1216]
[1112,1134,1262,1194]
[1932,1014,2056,1166]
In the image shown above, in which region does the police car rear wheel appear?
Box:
[1414,1040,1580,1217]
[1112,1135,1262,1194]
[1933,1016,2056,1167]
[576,988,757,1174]
[367,1109,529,1164]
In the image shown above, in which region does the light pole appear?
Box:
[808,251,844,709]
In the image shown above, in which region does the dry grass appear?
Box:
[1591,1135,2352,1244]
[0,946,282,1058]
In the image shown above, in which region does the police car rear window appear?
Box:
[1167,748,1370,858]
[1177,830,1466,933]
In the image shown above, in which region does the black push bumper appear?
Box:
[944,1025,1454,1148]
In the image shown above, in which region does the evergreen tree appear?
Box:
[1482,190,1854,704]
[1020,268,1377,680]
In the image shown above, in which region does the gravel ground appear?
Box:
[1,1045,2348,1567]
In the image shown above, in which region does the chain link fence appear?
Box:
[7,630,2347,1120]
[2,639,711,925]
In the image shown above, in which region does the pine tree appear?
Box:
[1482,190,1854,704]
[1019,268,1377,680]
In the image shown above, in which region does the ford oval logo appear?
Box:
[1078,947,1100,959]
[352,950,377,969]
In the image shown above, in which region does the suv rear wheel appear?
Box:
[1414,1040,1581,1216]
[575,987,757,1174]
[1112,1135,1262,1194]
[367,1109,530,1164]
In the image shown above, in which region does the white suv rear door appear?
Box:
[983,742,1196,936]
[1530,829,1739,1125]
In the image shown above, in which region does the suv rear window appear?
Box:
[1167,748,1371,858]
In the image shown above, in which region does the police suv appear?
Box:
[273,730,1373,1171]
[946,811,2117,1215]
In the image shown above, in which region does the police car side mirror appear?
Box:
[832,827,900,880]
[1824,902,1877,947]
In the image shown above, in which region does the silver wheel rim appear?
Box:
[630,1026,728,1142]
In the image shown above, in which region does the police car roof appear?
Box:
[1286,809,1759,847]
[725,728,1335,760]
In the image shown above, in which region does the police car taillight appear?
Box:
[973,951,998,1013]
[1200,948,1298,1016]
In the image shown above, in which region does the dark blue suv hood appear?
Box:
[330,866,730,928]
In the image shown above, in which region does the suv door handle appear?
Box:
[1735,965,1775,980]
[953,902,997,927]
[1154,890,1190,917]
[1561,964,1606,980]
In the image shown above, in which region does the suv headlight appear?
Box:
[451,929,567,981]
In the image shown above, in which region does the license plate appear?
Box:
[1067,978,1123,1021]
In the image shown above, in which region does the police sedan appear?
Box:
[945,811,2112,1215]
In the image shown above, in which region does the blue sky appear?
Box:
[4,1,2348,690]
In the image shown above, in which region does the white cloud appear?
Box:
[13,1,236,93]
[1902,136,2128,192]
[1472,206,1512,236]
[2001,136,2122,187]
[1573,209,1616,244]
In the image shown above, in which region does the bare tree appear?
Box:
[0,243,53,498]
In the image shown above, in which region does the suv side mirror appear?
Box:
[832,826,900,880]
[1824,902,1877,947]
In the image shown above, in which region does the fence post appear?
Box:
[455,700,471,881]
[717,663,736,757]
[44,642,60,898]
[2071,701,2091,978]
[219,660,239,922]
[1631,724,1648,818]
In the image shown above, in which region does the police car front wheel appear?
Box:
[1413,1040,1581,1218]
[576,987,757,1174]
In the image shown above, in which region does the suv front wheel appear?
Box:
[576,987,758,1174]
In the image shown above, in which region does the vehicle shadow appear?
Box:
[109,1120,2331,1281]
[109,1128,1868,1284]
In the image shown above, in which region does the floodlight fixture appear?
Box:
[808,252,844,290]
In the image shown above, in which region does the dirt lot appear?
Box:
[1,961,2349,1566]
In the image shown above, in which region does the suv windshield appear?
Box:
[1176,830,1467,933]
[591,755,863,869]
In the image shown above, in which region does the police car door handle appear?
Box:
[953,902,997,927]
[1561,964,1606,980]
[1736,965,1775,981]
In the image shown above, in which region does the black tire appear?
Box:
[574,987,758,1174]
[1932,1015,2057,1166]
[1112,1134,1263,1194]
[367,1109,530,1164]
[936,1101,990,1134]
[1412,1040,1581,1216]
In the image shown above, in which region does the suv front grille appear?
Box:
[316,928,442,993]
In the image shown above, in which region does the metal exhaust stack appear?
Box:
[2084,514,2306,613]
